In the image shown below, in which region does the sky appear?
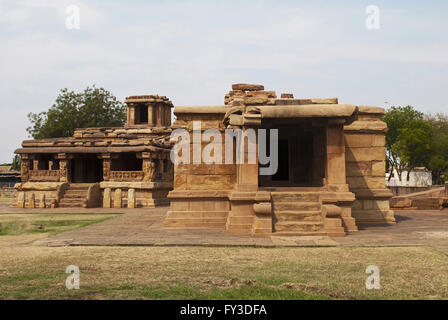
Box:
[0,0,447,163]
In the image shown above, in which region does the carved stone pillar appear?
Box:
[100,154,111,181]
[20,154,30,182]
[141,152,156,182]
[56,153,69,183]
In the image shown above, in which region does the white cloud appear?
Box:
[0,1,447,162]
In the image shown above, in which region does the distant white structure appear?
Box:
[386,167,432,187]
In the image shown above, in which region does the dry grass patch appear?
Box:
[0,246,447,299]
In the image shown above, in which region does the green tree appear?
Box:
[27,86,126,139]
[425,113,448,184]
[392,121,431,181]
[383,106,428,181]
[11,155,21,171]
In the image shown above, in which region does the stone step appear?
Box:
[323,218,345,237]
[59,200,84,207]
[271,192,320,202]
[227,216,254,224]
[166,211,228,219]
[324,218,342,228]
[251,228,272,238]
[58,203,84,208]
[227,225,253,234]
[274,221,324,232]
[164,217,226,228]
[273,201,321,211]
[274,210,322,222]
[60,197,85,203]
[273,231,328,237]
[64,190,87,195]
[67,184,92,190]
[62,194,86,199]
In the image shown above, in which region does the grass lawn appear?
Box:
[0,213,447,300]
[0,213,118,236]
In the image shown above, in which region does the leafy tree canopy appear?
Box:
[425,113,448,184]
[27,86,126,139]
[11,155,21,171]
[383,106,428,181]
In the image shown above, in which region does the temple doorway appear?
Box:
[259,123,326,188]
[70,155,103,183]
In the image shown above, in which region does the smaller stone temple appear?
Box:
[164,84,395,237]
[14,95,174,209]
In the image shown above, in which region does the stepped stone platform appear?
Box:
[1,201,446,251]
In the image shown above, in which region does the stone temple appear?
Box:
[14,84,395,237]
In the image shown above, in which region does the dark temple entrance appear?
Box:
[70,154,103,183]
[259,122,326,188]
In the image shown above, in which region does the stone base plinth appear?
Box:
[164,190,230,228]
[100,181,172,209]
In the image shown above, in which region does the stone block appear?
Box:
[327,126,345,154]
[214,164,236,175]
[38,194,46,208]
[174,174,187,189]
[347,176,386,189]
[346,161,372,177]
[186,175,235,190]
[327,152,346,184]
[372,135,386,147]
[16,192,25,208]
[371,161,386,177]
[232,83,264,91]
[128,188,136,209]
[346,147,385,162]
[28,193,35,208]
[103,188,111,208]
[113,189,122,209]
[344,134,372,148]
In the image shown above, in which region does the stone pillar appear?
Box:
[38,194,46,208]
[128,188,136,208]
[227,127,259,235]
[17,192,25,208]
[235,128,258,192]
[147,103,154,126]
[33,160,39,170]
[102,154,111,181]
[142,153,156,182]
[28,193,35,208]
[344,106,395,225]
[127,103,135,126]
[103,188,111,208]
[312,127,326,186]
[56,153,69,183]
[156,104,163,127]
[20,155,30,182]
[326,124,348,192]
[113,189,122,208]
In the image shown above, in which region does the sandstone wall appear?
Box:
[172,116,237,192]
[344,107,395,225]
[166,110,236,228]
